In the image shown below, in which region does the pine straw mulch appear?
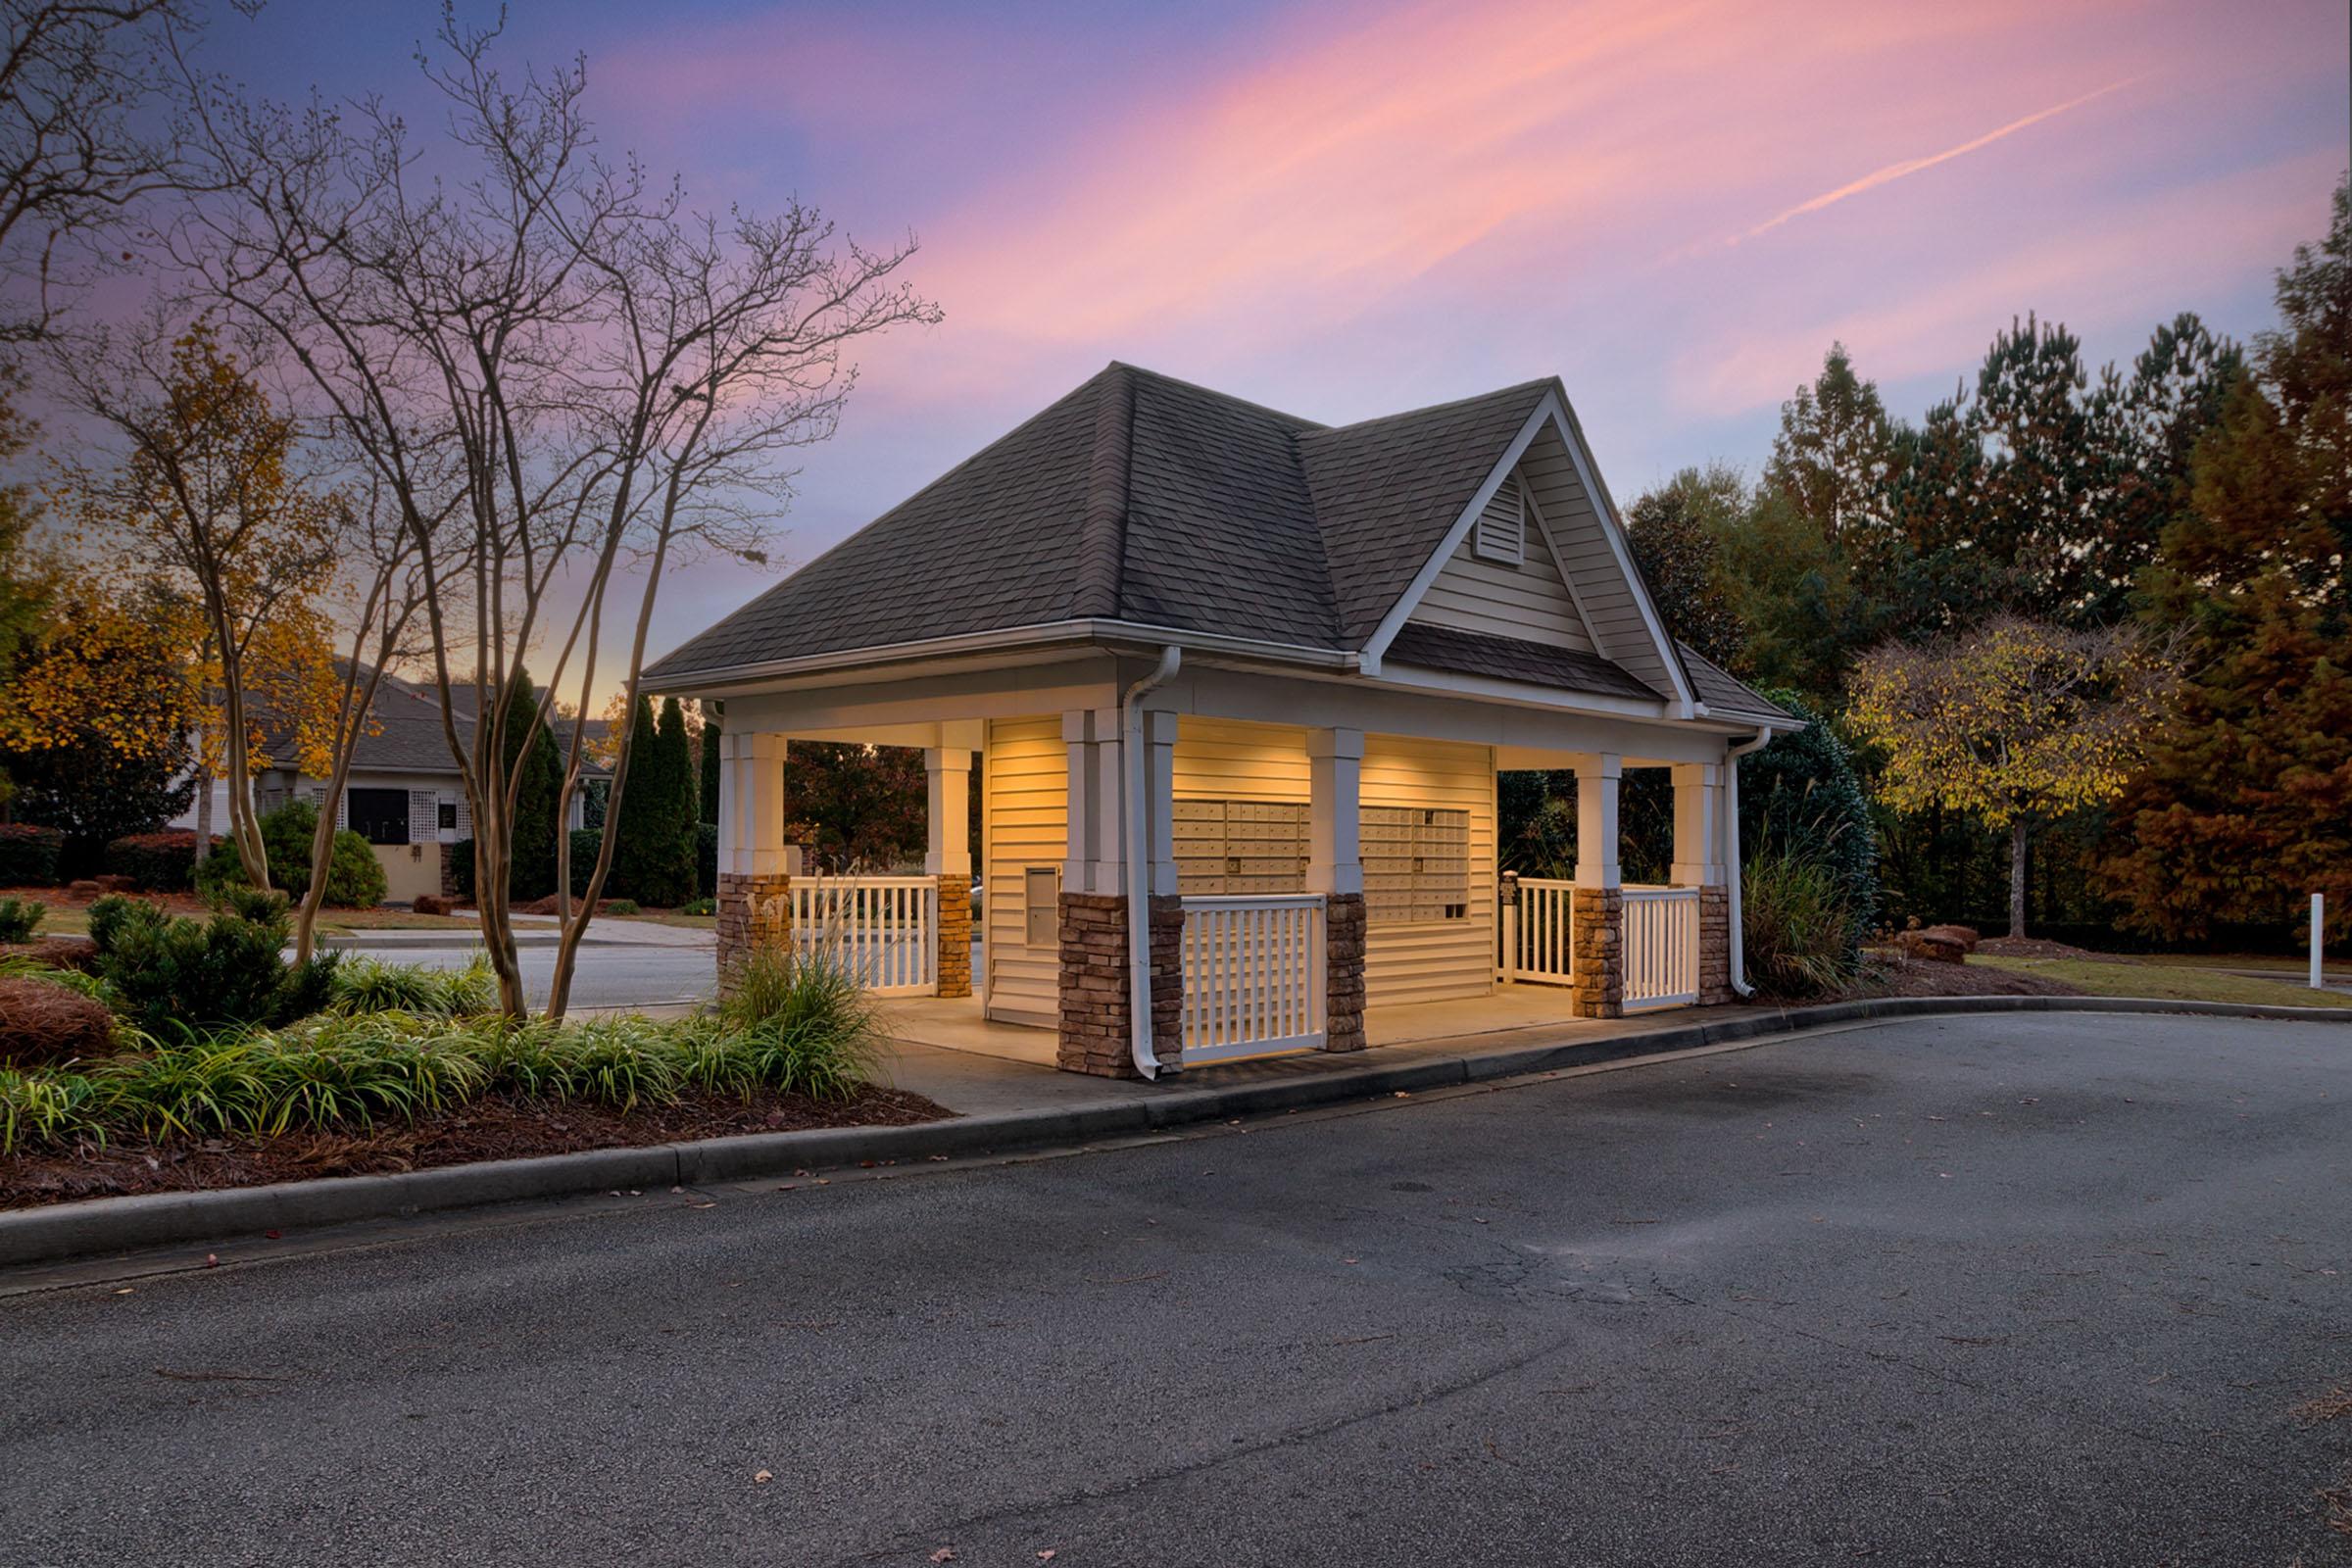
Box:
[1975,935,2109,960]
[0,1085,951,1209]
[1838,950,2086,1002]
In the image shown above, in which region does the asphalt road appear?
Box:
[335,934,718,1010]
[5,1013,2348,1566]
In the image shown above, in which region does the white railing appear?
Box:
[1623,885,1700,1009]
[1180,894,1325,1063]
[789,875,939,997]
[1500,874,1577,986]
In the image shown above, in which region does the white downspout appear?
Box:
[1724,726,1774,998]
[1123,646,1183,1078]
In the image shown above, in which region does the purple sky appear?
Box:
[223,0,2350,694]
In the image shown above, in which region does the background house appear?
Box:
[172,671,611,906]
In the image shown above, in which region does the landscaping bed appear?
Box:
[0,1083,947,1208]
[1842,951,2086,1001]
[2,890,922,1210]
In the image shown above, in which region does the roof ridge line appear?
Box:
[1071,363,1134,620]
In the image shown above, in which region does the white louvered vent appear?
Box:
[1472,473,1525,565]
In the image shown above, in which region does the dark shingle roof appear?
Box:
[1677,644,1799,724]
[646,366,1645,706]
[1385,623,1661,702]
[1297,381,1552,643]
[251,672,613,778]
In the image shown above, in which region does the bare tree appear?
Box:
[166,14,938,1015]
[283,466,452,961]
[0,0,220,343]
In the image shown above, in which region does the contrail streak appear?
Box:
[1731,76,2140,244]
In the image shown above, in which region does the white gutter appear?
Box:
[1724,726,1775,998]
[1122,645,1183,1078]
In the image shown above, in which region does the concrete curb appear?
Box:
[4,995,2345,1268]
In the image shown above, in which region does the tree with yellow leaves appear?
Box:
[0,568,198,860]
[1849,614,2171,939]
[58,318,343,889]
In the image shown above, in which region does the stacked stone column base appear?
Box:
[1697,884,1732,1005]
[1570,887,1625,1018]
[1056,892,1182,1078]
[1323,893,1367,1053]
[716,870,792,998]
[936,874,973,999]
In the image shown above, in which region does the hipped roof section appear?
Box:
[646,363,1793,726]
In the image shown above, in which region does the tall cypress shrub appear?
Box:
[608,695,662,903]
[699,701,721,823]
[653,697,700,904]
[502,668,562,901]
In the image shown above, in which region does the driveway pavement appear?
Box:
[325,915,717,1010]
[4,1012,2347,1566]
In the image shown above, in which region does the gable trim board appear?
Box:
[1359,389,1698,716]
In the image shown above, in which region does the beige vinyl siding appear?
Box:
[1409,467,1597,653]
[1362,735,1494,1006]
[1518,422,1680,697]
[1173,717,1311,802]
[983,714,1066,1027]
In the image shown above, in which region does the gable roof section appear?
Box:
[1294,380,1553,646]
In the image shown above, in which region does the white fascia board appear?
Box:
[650,617,1356,698]
[1357,397,1556,668]
[1546,392,1701,715]
[1364,661,1668,720]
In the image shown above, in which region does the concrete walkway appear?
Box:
[874,1001,1783,1119]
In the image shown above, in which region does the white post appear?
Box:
[1062,709,1124,896]
[1670,762,1725,887]
[1574,753,1622,890]
[718,731,795,877]
[1305,727,1364,896]
[2314,893,2327,991]
[1139,708,1178,898]
[924,721,981,878]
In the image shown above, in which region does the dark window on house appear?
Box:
[347,787,410,847]
[438,802,458,831]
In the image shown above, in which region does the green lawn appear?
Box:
[1974,956,2352,1009]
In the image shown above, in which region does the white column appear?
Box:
[1574,753,1621,890]
[1670,762,1725,887]
[718,731,795,876]
[1138,708,1178,898]
[925,720,982,878]
[1062,709,1124,896]
[1306,727,1364,896]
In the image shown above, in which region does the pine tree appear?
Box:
[1763,343,1898,546]
[501,667,563,901]
[2098,178,2351,940]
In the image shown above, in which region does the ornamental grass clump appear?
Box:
[1741,846,1863,1000]
[329,955,495,1018]
[712,946,882,1102]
